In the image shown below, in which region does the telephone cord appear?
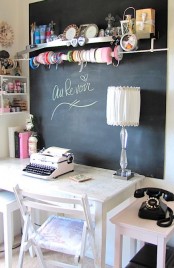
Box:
[157,207,174,227]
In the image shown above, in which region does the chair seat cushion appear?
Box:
[33,215,84,256]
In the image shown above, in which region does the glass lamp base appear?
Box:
[113,169,134,180]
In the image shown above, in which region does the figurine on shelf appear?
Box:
[49,21,57,41]
[14,61,22,76]
[105,13,116,36]
[30,22,36,45]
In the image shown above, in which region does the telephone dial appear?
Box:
[134,187,174,227]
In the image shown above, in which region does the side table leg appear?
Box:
[130,238,137,259]
[157,238,166,268]
[114,227,123,268]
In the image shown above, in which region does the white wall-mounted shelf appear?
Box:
[0,111,28,116]
[16,37,168,63]
[17,36,114,56]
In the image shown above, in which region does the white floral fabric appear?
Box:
[33,215,84,256]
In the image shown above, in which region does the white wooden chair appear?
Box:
[13,184,96,268]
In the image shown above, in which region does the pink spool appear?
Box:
[101,47,112,65]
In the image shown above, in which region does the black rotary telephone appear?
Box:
[134,187,174,227]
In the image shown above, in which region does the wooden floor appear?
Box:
[0,236,112,268]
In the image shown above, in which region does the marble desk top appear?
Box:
[0,158,145,203]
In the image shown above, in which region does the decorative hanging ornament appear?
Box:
[120,7,136,36]
[0,21,14,47]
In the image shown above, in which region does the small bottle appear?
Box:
[39,25,47,43]
[34,27,40,44]
[46,25,51,42]
[2,79,8,92]
[28,133,38,156]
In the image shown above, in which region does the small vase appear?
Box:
[28,132,38,156]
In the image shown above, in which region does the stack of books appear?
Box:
[8,126,31,158]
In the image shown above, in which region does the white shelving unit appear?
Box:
[0,75,29,115]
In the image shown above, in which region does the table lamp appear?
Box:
[106,86,141,179]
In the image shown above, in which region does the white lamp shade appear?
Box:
[106,86,141,126]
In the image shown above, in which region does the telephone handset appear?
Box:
[134,187,174,227]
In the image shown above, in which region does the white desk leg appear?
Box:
[3,209,13,268]
[94,202,107,268]
[157,238,166,268]
[114,227,123,268]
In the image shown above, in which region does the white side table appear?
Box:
[110,197,174,268]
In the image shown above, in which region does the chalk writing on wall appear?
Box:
[51,73,98,120]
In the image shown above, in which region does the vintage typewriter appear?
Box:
[22,147,74,180]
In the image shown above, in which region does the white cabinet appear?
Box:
[0,75,29,115]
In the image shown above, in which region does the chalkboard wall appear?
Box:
[29,0,167,179]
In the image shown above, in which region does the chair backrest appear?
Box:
[13,184,94,236]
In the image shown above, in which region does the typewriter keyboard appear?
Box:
[23,163,56,177]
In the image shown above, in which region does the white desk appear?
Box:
[0,158,145,268]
